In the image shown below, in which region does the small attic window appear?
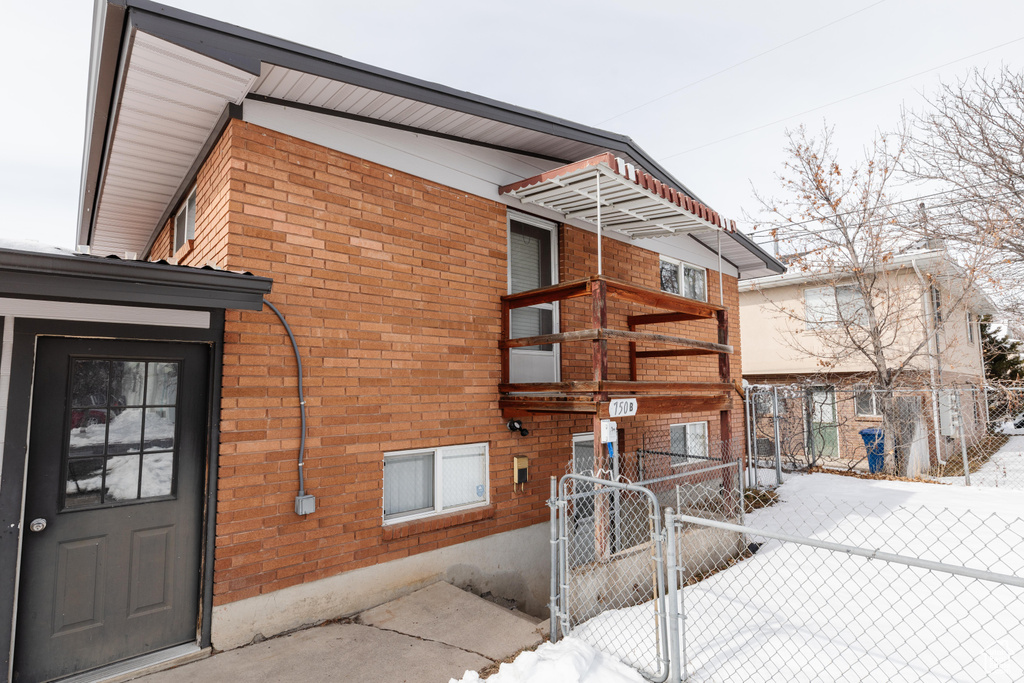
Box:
[174,188,196,254]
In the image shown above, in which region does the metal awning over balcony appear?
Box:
[499,153,732,239]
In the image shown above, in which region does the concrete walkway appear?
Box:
[135,583,548,683]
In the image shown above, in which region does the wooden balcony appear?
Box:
[499,275,736,420]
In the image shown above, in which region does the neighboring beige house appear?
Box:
[739,246,996,470]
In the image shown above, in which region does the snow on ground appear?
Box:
[450,638,644,683]
[941,434,1024,488]
[459,473,1024,682]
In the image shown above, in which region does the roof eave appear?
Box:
[0,248,273,311]
[77,0,129,248]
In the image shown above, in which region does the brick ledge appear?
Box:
[382,504,496,541]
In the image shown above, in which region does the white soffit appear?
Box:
[500,153,727,239]
[91,31,256,256]
[250,65,611,164]
[690,229,778,279]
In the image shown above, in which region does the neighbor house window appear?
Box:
[382,442,488,523]
[669,422,709,465]
[930,285,942,326]
[854,386,882,417]
[660,256,707,301]
[967,311,975,344]
[173,188,196,254]
[752,391,785,416]
[805,285,864,329]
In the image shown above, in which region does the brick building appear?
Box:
[1,2,782,679]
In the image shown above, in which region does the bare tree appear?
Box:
[748,124,990,473]
[904,66,1024,312]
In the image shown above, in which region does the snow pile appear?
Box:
[942,434,1024,488]
[450,638,643,683]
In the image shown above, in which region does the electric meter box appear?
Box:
[600,420,618,444]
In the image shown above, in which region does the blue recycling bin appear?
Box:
[859,428,885,473]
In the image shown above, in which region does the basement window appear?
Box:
[383,442,488,523]
[669,421,709,465]
[173,188,196,254]
[660,256,707,302]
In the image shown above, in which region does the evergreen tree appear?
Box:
[981,315,1024,381]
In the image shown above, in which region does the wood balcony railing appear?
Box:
[499,274,737,421]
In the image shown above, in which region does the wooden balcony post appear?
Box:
[716,309,730,382]
[591,279,608,382]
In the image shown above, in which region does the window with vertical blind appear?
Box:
[509,218,555,350]
[382,443,488,523]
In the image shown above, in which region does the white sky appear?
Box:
[1,0,1022,251]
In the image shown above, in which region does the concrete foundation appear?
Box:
[211,521,550,651]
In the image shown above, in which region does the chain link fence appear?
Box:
[665,492,1024,682]
[745,382,1024,489]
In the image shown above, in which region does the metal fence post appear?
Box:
[772,386,783,486]
[749,385,757,491]
[549,476,559,642]
[664,507,681,683]
[956,390,971,486]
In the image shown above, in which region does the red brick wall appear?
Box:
[153,119,744,606]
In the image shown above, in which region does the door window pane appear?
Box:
[106,408,143,455]
[62,359,180,510]
[65,457,105,509]
[144,407,176,452]
[111,361,145,406]
[103,455,141,502]
[71,360,108,408]
[146,362,178,405]
[141,453,174,498]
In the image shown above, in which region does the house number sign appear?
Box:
[609,398,638,417]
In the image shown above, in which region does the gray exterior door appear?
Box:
[14,338,208,682]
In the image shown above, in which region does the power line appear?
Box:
[660,34,1024,160]
[750,187,1019,244]
[596,0,889,126]
[748,180,1003,239]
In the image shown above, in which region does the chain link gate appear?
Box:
[548,460,745,681]
[549,474,670,681]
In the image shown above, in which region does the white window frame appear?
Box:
[173,187,197,255]
[382,442,489,525]
[659,255,707,302]
[966,311,975,344]
[854,386,882,418]
[669,421,709,466]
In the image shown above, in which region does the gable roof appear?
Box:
[79,0,784,278]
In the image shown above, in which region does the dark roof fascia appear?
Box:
[142,102,243,260]
[77,0,130,247]
[0,249,272,311]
